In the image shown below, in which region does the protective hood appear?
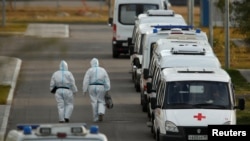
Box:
[90,58,99,67]
[59,60,68,71]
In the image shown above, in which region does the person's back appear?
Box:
[83,58,111,122]
[50,60,78,123]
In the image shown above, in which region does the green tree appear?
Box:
[233,0,250,42]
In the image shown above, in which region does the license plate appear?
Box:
[188,135,208,140]
[122,42,128,46]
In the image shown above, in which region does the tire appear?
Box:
[131,68,135,81]
[142,103,147,112]
[112,45,119,58]
[147,104,151,118]
[140,93,144,105]
[151,114,155,135]
[135,76,140,92]
[156,129,160,141]
[142,95,148,112]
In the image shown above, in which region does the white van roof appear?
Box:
[158,54,221,68]
[137,22,188,35]
[161,67,230,82]
[138,14,187,25]
[154,38,213,56]
[114,0,166,9]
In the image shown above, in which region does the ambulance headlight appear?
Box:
[165,121,179,133]
[17,124,39,130]
[90,125,99,134]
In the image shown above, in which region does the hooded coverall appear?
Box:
[82,58,111,122]
[50,60,78,123]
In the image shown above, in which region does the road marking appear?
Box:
[24,23,69,38]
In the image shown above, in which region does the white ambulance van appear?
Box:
[129,9,187,92]
[108,0,166,58]
[5,123,108,141]
[146,48,221,118]
[145,41,219,116]
[140,28,210,112]
[148,67,245,141]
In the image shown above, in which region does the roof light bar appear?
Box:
[147,9,174,16]
[23,126,32,135]
[170,46,206,55]
[17,124,40,130]
[90,125,99,134]
[151,25,193,30]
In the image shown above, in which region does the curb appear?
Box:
[0,57,22,141]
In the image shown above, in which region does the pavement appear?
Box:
[0,56,22,141]
[0,23,68,141]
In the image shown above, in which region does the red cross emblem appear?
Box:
[193,113,206,121]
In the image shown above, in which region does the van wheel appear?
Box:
[147,105,151,118]
[135,83,140,92]
[135,77,140,92]
[140,93,144,105]
[112,46,119,58]
[151,114,155,135]
[142,95,148,112]
[156,129,160,141]
[142,103,147,112]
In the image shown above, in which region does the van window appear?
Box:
[118,4,159,25]
[163,81,231,109]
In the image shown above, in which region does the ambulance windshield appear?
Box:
[163,81,231,109]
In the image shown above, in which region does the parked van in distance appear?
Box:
[108,0,167,58]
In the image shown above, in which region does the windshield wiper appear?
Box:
[193,103,227,109]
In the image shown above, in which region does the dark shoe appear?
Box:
[59,121,65,123]
[65,118,69,123]
[98,114,104,121]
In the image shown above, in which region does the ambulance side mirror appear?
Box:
[237,98,245,110]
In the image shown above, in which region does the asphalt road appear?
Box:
[0,24,155,141]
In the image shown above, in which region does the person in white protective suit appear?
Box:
[50,60,78,123]
[82,58,111,122]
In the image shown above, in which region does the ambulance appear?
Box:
[147,67,245,141]
[108,0,167,58]
[5,123,108,141]
[130,9,187,92]
[140,28,210,113]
